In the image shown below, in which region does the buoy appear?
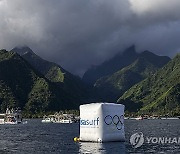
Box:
[74,137,80,142]
[80,103,125,142]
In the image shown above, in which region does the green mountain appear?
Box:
[12,46,66,83]
[0,49,85,116]
[118,54,180,115]
[83,45,139,85]
[94,51,170,102]
[2,45,178,116]
[11,46,92,103]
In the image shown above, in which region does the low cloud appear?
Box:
[0,0,180,76]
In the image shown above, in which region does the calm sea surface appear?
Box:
[0,119,180,154]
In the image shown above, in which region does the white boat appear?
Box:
[0,108,22,125]
[53,113,74,123]
[42,113,76,123]
[41,115,54,123]
[41,117,52,123]
[135,116,143,120]
[54,119,73,123]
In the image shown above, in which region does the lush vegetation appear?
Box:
[12,47,95,102]
[1,46,179,117]
[0,49,86,117]
[118,54,180,115]
[94,50,170,102]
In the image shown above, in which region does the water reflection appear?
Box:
[79,142,126,154]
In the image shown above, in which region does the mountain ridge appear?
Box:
[118,54,180,115]
[1,45,178,116]
[0,49,86,116]
[83,45,139,85]
[11,46,93,103]
[93,48,170,101]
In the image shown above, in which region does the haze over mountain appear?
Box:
[118,54,180,115]
[11,46,90,101]
[83,45,139,85]
[83,46,170,102]
[83,46,170,85]
[95,50,170,101]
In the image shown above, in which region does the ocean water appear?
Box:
[0,119,180,154]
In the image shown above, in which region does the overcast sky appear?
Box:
[0,0,180,76]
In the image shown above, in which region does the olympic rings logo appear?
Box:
[104,115,124,130]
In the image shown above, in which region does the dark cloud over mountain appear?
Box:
[0,0,180,76]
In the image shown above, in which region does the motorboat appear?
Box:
[41,117,52,123]
[0,108,22,125]
[135,116,143,120]
[42,113,76,123]
[41,115,54,123]
[54,119,73,123]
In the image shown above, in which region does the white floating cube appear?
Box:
[80,103,125,142]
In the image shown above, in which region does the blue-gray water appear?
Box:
[0,119,180,154]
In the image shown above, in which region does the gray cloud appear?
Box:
[0,0,180,76]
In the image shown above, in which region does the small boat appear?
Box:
[41,117,52,123]
[0,108,22,125]
[54,119,73,124]
[42,113,76,123]
[135,116,143,120]
[53,114,74,123]
[41,115,54,123]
